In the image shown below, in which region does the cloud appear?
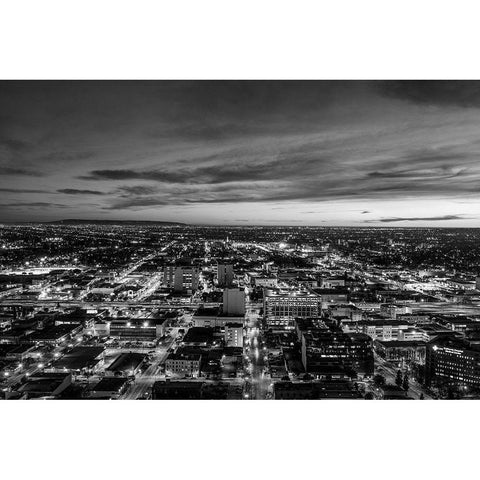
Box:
[377,81,480,108]
[0,137,31,152]
[0,187,48,193]
[116,185,159,196]
[0,166,43,176]
[57,188,106,195]
[81,138,480,212]
[0,202,69,208]
[368,215,468,223]
[3,80,480,223]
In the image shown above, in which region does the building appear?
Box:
[343,319,411,341]
[217,264,234,287]
[50,346,105,374]
[224,323,244,347]
[273,380,362,399]
[425,337,480,389]
[92,320,110,337]
[182,327,214,346]
[329,304,363,322]
[375,340,427,365]
[165,349,201,377]
[152,381,203,399]
[171,266,200,292]
[105,352,145,377]
[89,377,130,399]
[0,344,36,361]
[26,323,82,346]
[223,288,245,316]
[246,273,277,288]
[192,307,244,328]
[318,276,345,289]
[264,290,321,331]
[301,330,374,378]
[18,372,72,399]
[108,316,170,342]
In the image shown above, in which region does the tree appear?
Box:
[402,372,409,391]
[395,369,403,388]
[373,374,386,387]
[419,393,425,400]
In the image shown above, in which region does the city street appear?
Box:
[375,354,432,400]
[244,301,270,400]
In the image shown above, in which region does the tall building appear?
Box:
[163,265,176,287]
[224,323,244,347]
[217,264,234,287]
[264,290,321,331]
[223,288,245,316]
[173,266,199,292]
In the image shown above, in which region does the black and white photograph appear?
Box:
[1,2,479,480]
[2,79,480,401]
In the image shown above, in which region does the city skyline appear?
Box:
[2,80,480,226]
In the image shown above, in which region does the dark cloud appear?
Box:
[116,185,159,196]
[0,166,42,176]
[0,137,31,152]
[370,215,468,223]
[57,188,106,195]
[0,202,69,208]
[103,197,170,209]
[81,140,480,210]
[80,169,185,183]
[0,187,48,193]
[378,81,480,108]
[361,210,370,214]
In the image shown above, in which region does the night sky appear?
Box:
[1,80,480,226]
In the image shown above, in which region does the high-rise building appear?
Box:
[163,265,176,287]
[217,264,234,287]
[173,266,199,292]
[264,290,321,331]
[223,288,245,316]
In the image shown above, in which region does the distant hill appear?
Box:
[49,219,187,226]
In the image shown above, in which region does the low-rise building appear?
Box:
[89,377,130,399]
[224,323,244,347]
[18,372,72,399]
[50,346,105,374]
[105,352,146,377]
[375,340,427,365]
[425,337,480,389]
[165,349,201,377]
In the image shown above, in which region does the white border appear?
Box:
[1,400,479,480]
[1,0,480,79]
[2,2,480,479]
